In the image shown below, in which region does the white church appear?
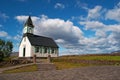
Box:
[19,16,59,58]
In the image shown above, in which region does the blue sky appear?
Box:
[0,0,120,55]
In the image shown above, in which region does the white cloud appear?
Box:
[95,30,106,37]
[79,17,120,53]
[0,30,12,39]
[15,15,28,22]
[75,0,88,9]
[0,31,8,37]
[105,24,120,33]
[87,6,102,20]
[54,3,65,9]
[34,15,83,42]
[80,21,105,30]
[15,15,39,23]
[55,39,66,44]
[106,2,120,22]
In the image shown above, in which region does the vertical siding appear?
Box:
[34,46,59,57]
[19,37,32,57]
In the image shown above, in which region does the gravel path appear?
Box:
[0,66,120,80]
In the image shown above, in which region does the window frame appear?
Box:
[35,46,39,53]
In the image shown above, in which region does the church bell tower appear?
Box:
[23,16,34,34]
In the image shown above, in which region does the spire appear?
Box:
[24,16,34,27]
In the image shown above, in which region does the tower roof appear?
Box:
[24,16,34,27]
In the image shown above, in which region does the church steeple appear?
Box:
[24,16,34,28]
[23,16,34,34]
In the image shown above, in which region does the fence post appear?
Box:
[47,55,51,63]
[33,54,36,63]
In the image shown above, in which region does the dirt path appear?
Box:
[0,66,120,80]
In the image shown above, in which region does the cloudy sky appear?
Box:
[0,0,120,55]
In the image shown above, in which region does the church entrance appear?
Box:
[23,48,26,57]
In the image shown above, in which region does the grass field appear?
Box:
[52,55,120,69]
[2,54,120,73]
[59,55,120,61]
[3,64,37,73]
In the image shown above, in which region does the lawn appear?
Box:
[52,55,120,69]
[2,55,120,73]
[3,64,38,73]
[57,55,120,61]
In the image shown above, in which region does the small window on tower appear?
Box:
[29,28,32,33]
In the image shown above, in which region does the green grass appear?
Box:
[3,64,38,73]
[54,62,93,70]
[52,55,120,70]
[59,55,120,61]
[2,55,120,73]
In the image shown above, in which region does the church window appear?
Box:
[39,47,42,53]
[29,27,32,33]
[35,46,39,53]
[52,48,55,53]
[48,48,50,54]
[44,47,47,53]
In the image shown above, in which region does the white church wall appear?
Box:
[19,37,32,57]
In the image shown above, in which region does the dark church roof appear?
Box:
[24,16,34,28]
[23,33,59,48]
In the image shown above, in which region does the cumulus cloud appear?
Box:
[77,2,120,53]
[34,15,83,49]
[0,31,12,39]
[87,6,102,20]
[106,2,120,22]
[80,21,105,30]
[54,3,65,9]
[15,15,39,23]
[75,0,88,9]
[0,31,8,37]
[79,20,120,53]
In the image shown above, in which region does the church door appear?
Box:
[23,48,26,57]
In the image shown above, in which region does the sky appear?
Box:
[0,0,120,55]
